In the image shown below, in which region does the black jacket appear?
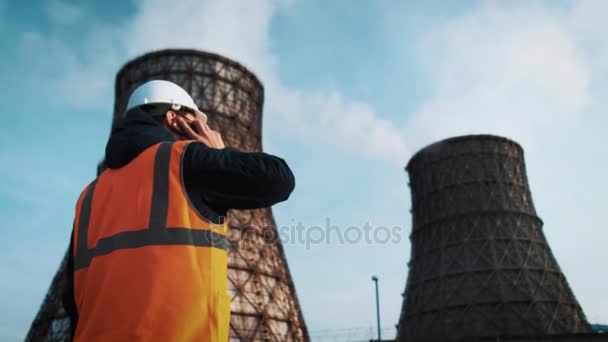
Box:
[106,108,295,214]
[62,108,295,336]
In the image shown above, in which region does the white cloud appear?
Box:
[404,2,591,150]
[47,0,85,26]
[16,0,408,164]
[17,27,123,110]
[266,88,408,162]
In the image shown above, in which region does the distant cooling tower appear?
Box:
[396,135,591,341]
[26,49,309,341]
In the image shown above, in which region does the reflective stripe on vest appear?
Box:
[74,141,229,270]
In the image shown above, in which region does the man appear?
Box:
[62,80,295,341]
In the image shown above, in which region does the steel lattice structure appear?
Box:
[26,49,309,341]
[26,249,72,341]
[396,135,591,341]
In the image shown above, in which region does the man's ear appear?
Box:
[164,111,178,127]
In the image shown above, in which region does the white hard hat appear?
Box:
[125,80,202,117]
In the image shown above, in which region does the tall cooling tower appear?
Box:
[396,135,591,341]
[26,49,309,341]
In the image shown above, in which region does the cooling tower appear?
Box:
[26,49,309,341]
[396,135,591,341]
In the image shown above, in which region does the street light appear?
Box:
[371,275,381,341]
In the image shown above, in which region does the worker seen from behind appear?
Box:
[61,80,295,341]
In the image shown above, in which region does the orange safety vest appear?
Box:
[72,141,231,341]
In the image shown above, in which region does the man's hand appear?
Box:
[176,112,225,149]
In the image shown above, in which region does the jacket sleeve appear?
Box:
[182,142,296,211]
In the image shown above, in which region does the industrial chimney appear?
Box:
[26,49,309,341]
[396,135,591,341]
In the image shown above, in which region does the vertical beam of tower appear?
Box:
[396,135,590,341]
[25,49,309,342]
[24,249,72,341]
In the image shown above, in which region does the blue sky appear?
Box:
[1,0,607,340]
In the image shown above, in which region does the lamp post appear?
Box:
[372,276,381,341]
